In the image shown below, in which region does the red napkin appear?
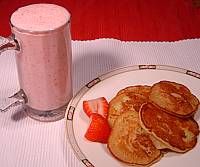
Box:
[0,0,200,41]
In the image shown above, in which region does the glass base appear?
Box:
[25,104,68,122]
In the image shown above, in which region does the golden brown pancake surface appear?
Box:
[149,81,199,118]
[108,85,151,128]
[139,103,199,152]
[108,111,162,166]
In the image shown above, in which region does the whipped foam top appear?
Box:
[10,3,70,32]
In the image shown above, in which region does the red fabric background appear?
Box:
[0,0,200,41]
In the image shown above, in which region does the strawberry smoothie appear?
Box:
[10,4,72,119]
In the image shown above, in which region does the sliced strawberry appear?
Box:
[83,97,109,118]
[84,113,111,143]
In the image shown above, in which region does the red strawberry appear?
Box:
[85,113,111,143]
[83,97,109,118]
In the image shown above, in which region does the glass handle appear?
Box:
[0,100,24,112]
[0,35,20,55]
[0,36,23,112]
[0,89,27,113]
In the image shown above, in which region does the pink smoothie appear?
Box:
[10,4,72,111]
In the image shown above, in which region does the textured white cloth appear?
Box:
[0,38,200,167]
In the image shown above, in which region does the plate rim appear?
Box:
[65,64,200,167]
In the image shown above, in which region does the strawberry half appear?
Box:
[84,113,111,143]
[83,97,109,118]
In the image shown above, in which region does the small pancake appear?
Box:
[139,103,200,153]
[149,81,199,118]
[108,111,163,166]
[108,85,151,128]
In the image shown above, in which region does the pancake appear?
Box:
[139,103,200,153]
[108,85,151,128]
[149,81,199,118]
[108,111,163,166]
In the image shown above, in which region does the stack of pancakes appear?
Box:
[107,81,200,166]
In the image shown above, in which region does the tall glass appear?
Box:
[0,4,73,121]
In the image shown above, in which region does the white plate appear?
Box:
[66,65,200,167]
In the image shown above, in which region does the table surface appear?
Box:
[0,38,200,167]
[0,0,200,41]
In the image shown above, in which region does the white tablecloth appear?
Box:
[0,38,200,167]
